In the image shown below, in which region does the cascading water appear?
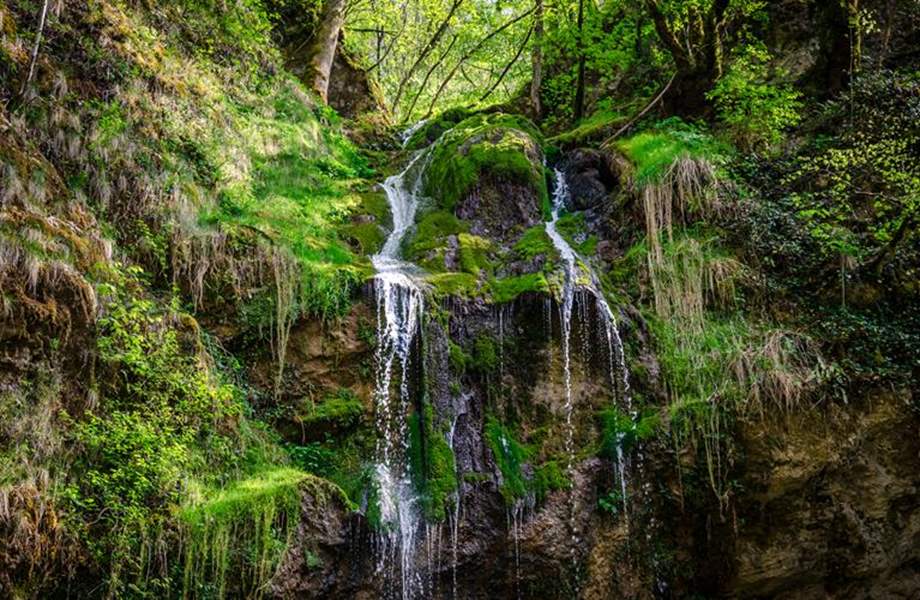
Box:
[544,168,631,520]
[371,149,430,600]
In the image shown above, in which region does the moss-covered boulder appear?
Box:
[400,114,557,302]
[422,113,548,239]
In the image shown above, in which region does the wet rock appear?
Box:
[559,148,619,211]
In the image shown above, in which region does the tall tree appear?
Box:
[573,0,587,121]
[306,0,348,102]
[643,0,732,115]
[530,0,544,118]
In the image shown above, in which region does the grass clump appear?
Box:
[615,118,729,184]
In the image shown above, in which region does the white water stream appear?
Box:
[371,149,430,600]
[545,169,632,513]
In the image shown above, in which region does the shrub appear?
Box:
[707,43,802,151]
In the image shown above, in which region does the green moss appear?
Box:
[484,417,530,504]
[358,191,391,223]
[513,224,556,260]
[457,233,494,276]
[408,403,458,522]
[423,113,546,211]
[404,105,478,150]
[301,389,364,429]
[425,272,481,298]
[343,220,385,255]
[555,212,598,256]
[489,273,550,304]
[405,210,468,270]
[548,107,627,145]
[616,118,728,184]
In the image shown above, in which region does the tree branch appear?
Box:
[20,0,51,97]
[423,5,536,119]
[644,0,693,71]
[601,72,676,147]
[480,23,533,102]
[391,0,465,110]
[400,34,459,123]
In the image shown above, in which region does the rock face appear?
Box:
[271,291,648,599]
[558,148,619,211]
[327,45,387,119]
[265,141,920,599]
[730,391,920,598]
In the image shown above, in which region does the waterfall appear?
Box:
[544,168,632,521]
[371,150,430,600]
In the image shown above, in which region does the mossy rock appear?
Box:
[425,113,548,217]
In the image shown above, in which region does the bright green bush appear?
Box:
[707,43,803,151]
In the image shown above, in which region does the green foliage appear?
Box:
[345,0,534,121]
[408,404,458,521]
[783,71,919,266]
[617,119,728,183]
[179,468,318,599]
[59,264,293,595]
[708,43,803,150]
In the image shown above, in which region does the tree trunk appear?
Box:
[307,0,348,103]
[20,0,51,97]
[530,0,544,119]
[573,0,586,121]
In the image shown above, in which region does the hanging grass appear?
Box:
[179,468,322,600]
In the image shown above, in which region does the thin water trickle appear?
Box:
[544,168,632,568]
